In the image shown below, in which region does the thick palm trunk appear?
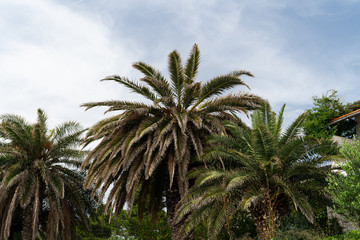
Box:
[22,204,33,240]
[166,185,193,240]
[252,207,277,240]
[253,215,273,240]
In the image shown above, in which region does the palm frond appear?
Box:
[279,112,306,145]
[81,100,154,113]
[168,50,185,107]
[199,93,263,113]
[184,44,200,84]
[101,75,157,101]
[274,104,285,139]
[193,72,252,109]
[182,82,200,109]
[133,62,174,101]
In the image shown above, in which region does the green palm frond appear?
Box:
[199,93,263,113]
[274,104,285,139]
[182,82,200,109]
[168,50,185,107]
[19,171,35,208]
[194,72,252,109]
[229,70,254,79]
[225,171,254,191]
[133,62,174,101]
[52,121,81,139]
[253,126,276,161]
[184,44,200,84]
[36,109,48,130]
[208,202,230,239]
[81,100,155,113]
[279,112,307,145]
[101,75,157,101]
[3,163,24,186]
[0,117,32,151]
[251,101,275,130]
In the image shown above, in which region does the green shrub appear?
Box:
[324,229,360,240]
[274,212,324,240]
[327,140,360,226]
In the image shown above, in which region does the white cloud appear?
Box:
[150,1,322,105]
[1,0,360,129]
[0,0,142,128]
[140,0,360,124]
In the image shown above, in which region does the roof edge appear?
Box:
[329,109,360,125]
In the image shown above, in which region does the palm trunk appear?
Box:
[166,186,183,240]
[253,214,273,240]
[252,173,279,240]
[22,204,33,240]
[251,200,277,240]
[166,184,193,240]
[251,208,278,240]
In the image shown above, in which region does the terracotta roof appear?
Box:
[329,109,360,125]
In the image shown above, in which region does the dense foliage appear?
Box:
[327,139,360,227]
[177,102,338,240]
[81,44,263,239]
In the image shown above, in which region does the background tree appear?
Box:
[177,102,338,240]
[81,44,263,239]
[345,100,360,112]
[0,109,91,240]
[304,90,358,139]
[327,139,360,227]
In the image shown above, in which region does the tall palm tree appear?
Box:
[176,102,338,240]
[0,109,90,240]
[81,44,263,239]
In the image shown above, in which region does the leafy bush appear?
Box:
[324,229,360,240]
[275,212,324,240]
[304,90,357,139]
[116,210,171,240]
[77,205,171,240]
[327,140,360,226]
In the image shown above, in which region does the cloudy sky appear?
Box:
[1,0,360,128]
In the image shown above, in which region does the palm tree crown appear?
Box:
[176,102,338,240]
[81,44,263,239]
[0,109,89,240]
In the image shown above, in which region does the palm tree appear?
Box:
[176,102,338,240]
[0,109,91,240]
[81,44,263,239]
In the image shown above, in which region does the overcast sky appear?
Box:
[1,0,360,129]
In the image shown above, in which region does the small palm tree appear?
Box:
[176,102,338,240]
[81,44,263,239]
[0,109,90,240]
